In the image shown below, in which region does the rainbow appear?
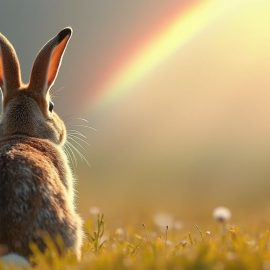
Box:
[92,0,228,110]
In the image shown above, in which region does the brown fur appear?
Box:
[0,28,83,259]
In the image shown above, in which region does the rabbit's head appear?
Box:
[0,28,72,145]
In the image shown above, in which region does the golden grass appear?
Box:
[1,212,270,270]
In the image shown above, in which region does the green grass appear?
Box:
[1,212,270,270]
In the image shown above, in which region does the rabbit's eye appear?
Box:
[49,101,54,112]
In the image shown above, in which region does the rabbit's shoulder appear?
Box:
[0,136,70,217]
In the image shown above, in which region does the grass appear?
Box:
[1,210,270,270]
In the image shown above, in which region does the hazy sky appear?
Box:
[0,0,189,113]
[2,1,270,211]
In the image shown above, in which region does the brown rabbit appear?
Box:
[0,28,83,260]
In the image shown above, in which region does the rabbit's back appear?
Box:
[0,136,82,258]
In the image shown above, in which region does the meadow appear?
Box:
[2,206,270,270]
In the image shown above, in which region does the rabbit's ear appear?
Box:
[0,33,22,96]
[29,28,72,96]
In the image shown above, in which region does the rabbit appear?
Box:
[0,27,83,260]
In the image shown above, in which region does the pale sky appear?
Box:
[2,1,270,210]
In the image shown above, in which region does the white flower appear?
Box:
[154,212,174,228]
[89,206,100,216]
[213,207,231,223]
[1,253,30,268]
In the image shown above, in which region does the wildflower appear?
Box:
[213,207,231,223]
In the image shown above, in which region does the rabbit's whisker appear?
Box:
[65,143,77,168]
[68,135,87,149]
[67,140,90,167]
[63,145,75,168]
[68,134,90,146]
[69,141,89,166]
[74,117,89,123]
[68,130,87,139]
[65,141,78,168]
[72,124,97,132]
[65,115,89,123]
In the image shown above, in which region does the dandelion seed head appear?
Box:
[213,207,231,223]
